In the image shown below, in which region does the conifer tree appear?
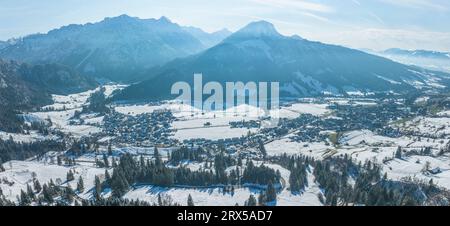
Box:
[19,189,31,206]
[111,168,129,198]
[246,195,257,206]
[0,158,5,172]
[67,170,75,181]
[157,194,163,206]
[112,158,117,168]
[395,146,402,159]
[77,176,85,193]
[26,184,35,200]
[42,184,54,203]
[105,170,111,185]
[103,154,109,168]
[154,147,162,168]
[258,191,266,206]
[64,185,75,203]
[187,194,195,206]
[94,176,102,201]
[258,139,267,158]
[266,182,277,202]
[33,179,42,193]
[108,142,113,156]
[57,155,62,166]
[237,156,242,167]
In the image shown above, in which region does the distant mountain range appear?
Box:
[382,48,450,60]
[1,15,449,103]
[182,27,232,48]
[113,21,450,101]
[0,15,230,82]
[363,48,450,73]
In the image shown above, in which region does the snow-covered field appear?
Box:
[31,109,102,137]
[113,146,174,158]
[0,131,58,143]
[398,116,450,137]
[124,185,257,206]
[437,110,450,117]
[384,155,450,188]
[265,137,331,158]
[114,101,333,141]
[277,166,322,206]
[271,102,331,119]
[282,103,330,116]
[340,130,403,146]
[104,84,127,97]
[11,86,124,143]
[0,160,106,201]
[122,162,324,206]
[263,163,323,206]
[114,104,161,116]
[26,85,122,138]
[264,128,450,191]
[4,88,450,205]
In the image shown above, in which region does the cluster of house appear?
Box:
[229,120,261,129]
[332,101,414,132]
[95,98,423,160]
[102,109,177,147]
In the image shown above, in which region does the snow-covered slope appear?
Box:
[0,15,212,82]
[115,20,450,101]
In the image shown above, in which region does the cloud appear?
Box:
[299,11,330,22]
[315,28,450,52]
[247,0,333,23]
[378,0,449,11]
[368,12,384,24]
[248,0,333,13]
[352,0,361,6]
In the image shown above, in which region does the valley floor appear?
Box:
[2,86,450,206]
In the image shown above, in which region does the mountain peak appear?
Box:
[117,14,132,18]
[241,21,280,36]
[158,16,172,23]
[290,34,304,40]
[102,14,141,25]
[226,20,282,41]
[106,14,135,21]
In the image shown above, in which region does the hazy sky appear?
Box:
[1,0,450,51]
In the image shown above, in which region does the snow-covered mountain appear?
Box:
[0,15,229,82]
[182,27,231,48]
[114,21,450,101]
[0,41,7,50]
[369,48,450,73]
[382,49,450,60]
[226,21,282,39]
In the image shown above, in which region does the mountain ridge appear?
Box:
[0,58,95,132]
[382,48,450,59]
[113,20,450,102]
[0,15,230,82]
[364,48,450,73]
